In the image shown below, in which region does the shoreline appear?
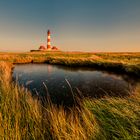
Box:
[13,61,140,78]
[13,61,140,77]
[0,51,140,76]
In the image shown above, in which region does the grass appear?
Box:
[84,91,140,139]
[0,62,98,140]
[0,52,140,139]
[0,51,140,76]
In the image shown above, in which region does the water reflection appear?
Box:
[12,64,139,105]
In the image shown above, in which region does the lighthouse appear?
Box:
[36,29,59,52]
[47,30,51,50]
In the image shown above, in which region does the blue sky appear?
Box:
[0,0,140,52]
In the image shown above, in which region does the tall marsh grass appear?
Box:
[0,61,140,139]
[0,62,97,140]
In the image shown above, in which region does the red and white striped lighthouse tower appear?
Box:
[47,30,51,50]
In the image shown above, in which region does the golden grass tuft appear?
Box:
[45,105,98,140]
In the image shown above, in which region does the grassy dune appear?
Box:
[0,52,140,139]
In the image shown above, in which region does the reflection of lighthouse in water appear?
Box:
[47,30,51,50]
[47,64,52,76]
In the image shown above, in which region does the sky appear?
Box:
[0,0,140,52]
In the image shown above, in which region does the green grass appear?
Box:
[0,52,140,139]
[84,93,140,139]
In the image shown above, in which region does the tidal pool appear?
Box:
[12,64,138,105]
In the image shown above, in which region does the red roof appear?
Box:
[52,46,59,50]
[39,45,46,50]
